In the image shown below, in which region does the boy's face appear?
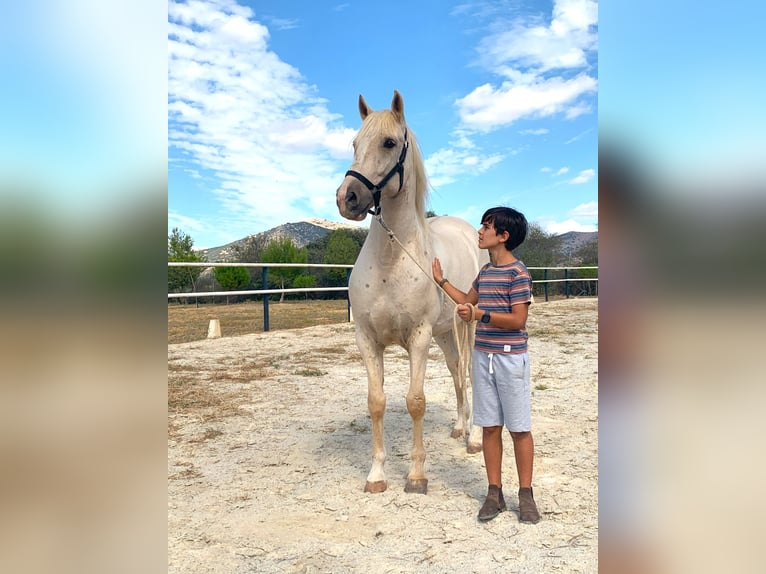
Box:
[478,219,508,250]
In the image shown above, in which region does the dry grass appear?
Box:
[167,363,247,420]
[168,298,350,344]
[167,356,280,435]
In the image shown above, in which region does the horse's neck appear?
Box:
[368,186,428,252]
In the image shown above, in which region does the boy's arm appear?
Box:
[432,258,479,305]
[475,302,529,331]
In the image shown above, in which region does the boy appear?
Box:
[432,206,540,523]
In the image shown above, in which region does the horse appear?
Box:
[336,90,488,494]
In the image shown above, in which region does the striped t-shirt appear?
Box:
[472,260,532,354]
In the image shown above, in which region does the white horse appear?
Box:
[336,90,487,494]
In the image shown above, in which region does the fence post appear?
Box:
[565,268,570,299]
[346,268,352,322]
[544,269,549,302]
[262,267,270,331]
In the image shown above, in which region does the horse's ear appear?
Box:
[391,90,404,121]
[359,94,372,120]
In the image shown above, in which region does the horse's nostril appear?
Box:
[347,191,357,205]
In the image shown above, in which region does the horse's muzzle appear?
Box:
[337,179,372,221]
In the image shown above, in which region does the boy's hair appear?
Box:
[481,206,528,251]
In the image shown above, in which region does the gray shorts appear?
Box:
[471,350,531,432]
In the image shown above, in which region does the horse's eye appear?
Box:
[383,138,396,148]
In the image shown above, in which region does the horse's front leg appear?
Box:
[404,326,432,494]
[356,330,387,493]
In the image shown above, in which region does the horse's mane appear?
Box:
[357,110,429,228]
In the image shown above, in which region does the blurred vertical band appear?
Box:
[0,2,167,573]
[600,2,766,573]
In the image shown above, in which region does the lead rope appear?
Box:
[374,213,476,440]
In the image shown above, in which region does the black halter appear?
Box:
[345,128,409,216]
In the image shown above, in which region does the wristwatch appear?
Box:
[480,310,491,324]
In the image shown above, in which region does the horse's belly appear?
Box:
[351,291,439,347]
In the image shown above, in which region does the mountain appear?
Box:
[199,218,359,262]
[557,231,598,256]
[199,219,597,263]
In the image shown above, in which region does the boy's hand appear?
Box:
[457,304,474,322]
[432,258,443,284]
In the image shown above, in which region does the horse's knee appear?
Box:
[406,392,426,418]
[368,392,386,418]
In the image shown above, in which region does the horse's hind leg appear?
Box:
[435,332,482,454]
[356,330,387,493]
[434,333,470,440]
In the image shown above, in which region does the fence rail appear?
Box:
[168,262,597,331]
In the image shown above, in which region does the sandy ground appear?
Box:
[168,298,598,573]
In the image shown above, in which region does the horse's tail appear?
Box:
[452,307,480,452]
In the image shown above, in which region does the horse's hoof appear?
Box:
[451,428,465,439]
[364,480,387,493]
[467,443,483,454]
[404,478,428,494]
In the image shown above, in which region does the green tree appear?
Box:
[514,224,562,297]
[232,234,267,262]
[574,238,598,265]
[261,237,308,301]
[232,234,268,287]
[304,227,367,299]
[571,238,598,296]
[293,274,317,299]
[214,266,251,304]
[323,229,359,282]
[168,228,206,294]
[514,223,562,268]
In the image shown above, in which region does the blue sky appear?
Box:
[600,1,766,192]
[168,0,598,249]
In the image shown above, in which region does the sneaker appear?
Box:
[478,485,506,522]
[518,487,540,523]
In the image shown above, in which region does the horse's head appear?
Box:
[336,90,411,221]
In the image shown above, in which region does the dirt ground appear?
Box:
[168,298,598,573]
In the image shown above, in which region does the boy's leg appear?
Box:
[509,431,534,488]
[471,351,508,522]
[510,430,540,523]
[483,426,504,487]
[478,426,506,522]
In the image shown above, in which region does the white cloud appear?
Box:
[537,199,598,234]
[455,0,597,132]
[520,128,549,135]
[268,18,299,31]
[456,74,597,132]
[555,166,570,176]
[564,127,593,144]
[425,146,504,188]
[168,1,353,234]
[541,218,597,234]
[168,211,206,235]
[570,200,598,218]
[564,102,593,119]
[569,168,595,184]
[451,130,477,149]
[477,0,598,73]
